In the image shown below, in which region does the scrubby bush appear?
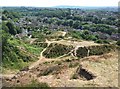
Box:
[95,39,103,44]
[43,43,73,58]
[76,45,114,58]
[116,40,120,46]
[69,62,79,68]
[103,40,110,44]
[76,47,88,58]
[89,45,112,55]
[71,73,78,79]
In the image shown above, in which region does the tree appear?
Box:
[6,22,17,35]
[95,39,103,44]
[73,21,81,29]
[83,30,89,35]
[2,10,9,15]
[2,15,7,20]
[2,22,9,33]
[68,20,73,27]
[2,31,10,50]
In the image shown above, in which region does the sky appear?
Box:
[1,0,120,7]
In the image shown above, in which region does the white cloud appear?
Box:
[1,0,119,7]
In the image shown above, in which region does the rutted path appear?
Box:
[61,31,66,37]
[27,32,67,69]
[0,74,15,78]
[29,39,52,69]
[74,46,81,57]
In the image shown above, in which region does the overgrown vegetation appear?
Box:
[43,43,73,58]
[76,45,114,58]
[88,45,114,55]
[2,36,43,70]
[2,7,118,72]
[76,47,88,58]
[69,62,79,68]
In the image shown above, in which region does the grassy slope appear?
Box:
[2,37,44,72]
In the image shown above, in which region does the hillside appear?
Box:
[1,7,119,88]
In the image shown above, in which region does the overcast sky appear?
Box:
[1,0,119,7]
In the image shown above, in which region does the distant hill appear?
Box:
[53,5,118,11]
[53,5,99,9]
[2,6,118,12]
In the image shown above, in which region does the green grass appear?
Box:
[2,58,30,70]
[24,44,43,56]
[8,38,44,56]
[3,38,44,70]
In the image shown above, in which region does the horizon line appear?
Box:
[1,5,118,8]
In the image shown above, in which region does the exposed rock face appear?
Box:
[77,65,96,80]
[79,68,95,80]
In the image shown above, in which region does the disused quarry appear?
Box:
[2,42,118,87]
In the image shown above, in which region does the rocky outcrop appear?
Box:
[75,65,96,80]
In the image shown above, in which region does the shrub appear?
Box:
[69,62,79,68]
[55,61,62,65]
[71,73,78,79]
[89,45,112,55]
[76,47,88,58]
[43,43,73,58]
[116,40,120,46]
[95,39,103,44]
[103,40,110,44]
[65,59,72,62]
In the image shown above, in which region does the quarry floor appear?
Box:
[1,32,119,87]
[2,51,118,87]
